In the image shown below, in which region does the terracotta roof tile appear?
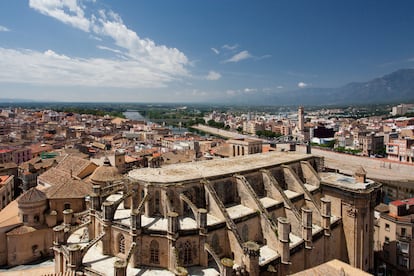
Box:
[38,167,72,186]
[44,177,92,199]
[17,188,47,204]
[55,154,95,178]
[0,200,20,227]
[6,225,36,235]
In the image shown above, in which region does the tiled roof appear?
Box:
[6,225,36,235]
[0,200,20,228]
[90,163,123,183]
[55,154,95,177]
[0,175,10,184]
[38,167,72,186]
[17,188,47,204]
[391,198,414,207]
[20,157,57,171]
[44,177,92,199]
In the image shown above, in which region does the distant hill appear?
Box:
[223,69,414,106]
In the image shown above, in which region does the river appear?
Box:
[123,110,146,121]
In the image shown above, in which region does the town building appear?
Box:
[362,133,384,157]
[0,179,92,267]
[227,138,263,157]
[387,138,414,163]
[391,104,414,116]
[375,198,414,275]
[51,152,380,275]
[0,175,13,210]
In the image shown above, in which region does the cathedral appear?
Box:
[52,151,381,275]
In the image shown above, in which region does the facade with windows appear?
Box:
[387,138,414,163]
[375,198,414,275]
[0,175,13,210]
[52,151,381,276]
[227,138,263,157]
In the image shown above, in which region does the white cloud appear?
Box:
[97,45,123,55]
[277,85,284,89]
[298,82,308,88]
[206,71,221,80]
[29,0,91,32]
[0,47,181,88]
[224,50,252,63]
[93,9,189,76]
[0,25,10,32]
[244,88,257,93]
[211,48,219,55]
[21,1,190,88]
[222,44,238,50]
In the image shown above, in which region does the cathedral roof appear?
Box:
[90,158,123,184]
[44,177,92,199]
[55,154,97,178]
[17,188,47,204]
[38,167,72,186]
[6,225,36,235]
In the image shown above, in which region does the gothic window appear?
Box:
[183,241,192,265]
[150,240,159,264]
[242,224,249,242]
[118,234,125,254]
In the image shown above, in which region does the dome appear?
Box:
[90,157,123,185]
[18,187,47,205]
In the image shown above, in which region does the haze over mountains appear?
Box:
[224,69,414,106]
[1,69,414,106]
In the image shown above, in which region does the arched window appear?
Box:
[183,241,192,265]
[150,240,159,264]
[64,203,71,210]
[118,234,125,254]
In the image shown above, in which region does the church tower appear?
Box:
[298,106,304,132]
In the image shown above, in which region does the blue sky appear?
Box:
[0,0,414,102]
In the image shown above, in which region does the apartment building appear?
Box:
[375,198,414,275]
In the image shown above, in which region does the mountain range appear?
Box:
[1,69,414,106]
[223,68,414,106]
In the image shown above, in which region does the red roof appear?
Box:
[390,198,414,207]
[0,175,10,184]
[0,149,12,154]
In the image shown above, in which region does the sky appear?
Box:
[1,0,414,103]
